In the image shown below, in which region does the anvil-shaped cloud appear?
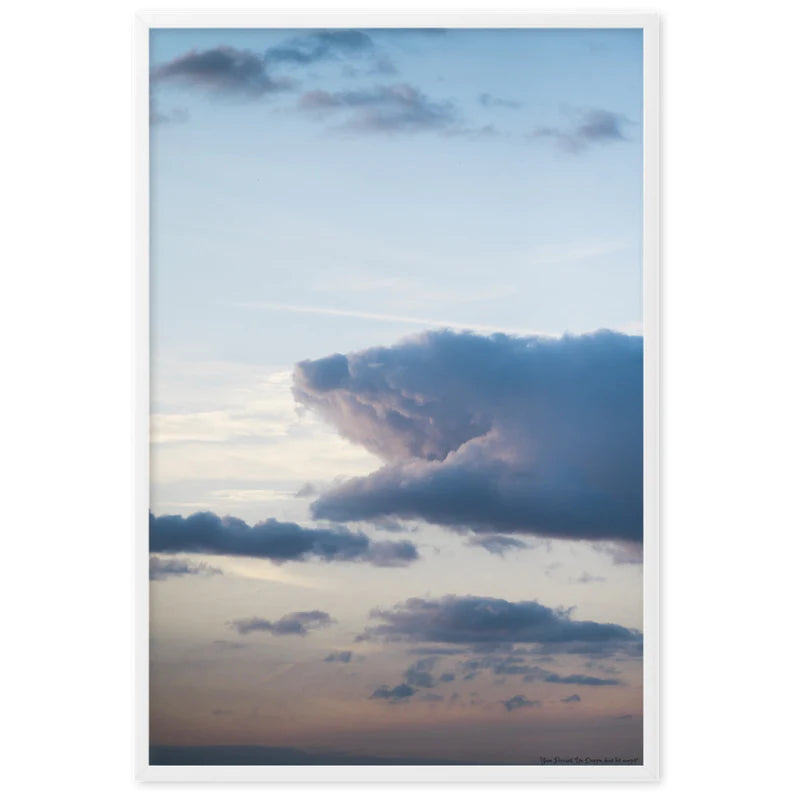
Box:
[293,329,642,542]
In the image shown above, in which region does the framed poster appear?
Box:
[135,12,659,782]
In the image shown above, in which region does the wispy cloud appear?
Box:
[239,301,555,337]
[149,556,221,581]
[299,83,459,134]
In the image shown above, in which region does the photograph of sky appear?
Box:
[148,25,645,767]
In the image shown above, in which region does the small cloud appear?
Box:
[149,556,221,581]
[298,83,459,135]
[529,108,632,153]
[295,482,318,498]
[478,92,520,109]
[323,651,353,663]
[561,694,582,703]
[370,683,416,703]
[228,610,333,636]
[466,534,529,556]
[503,695,541,712]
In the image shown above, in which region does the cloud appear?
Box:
[149,511,418,567]
[265,29,393,73]
[151,46,294,97]
[148,556,221,581]
[370,683,416,702]
[503,695,540,712]
[358,595,640,653]
[466,534,529,556]
[526,670,620,686]
[455,654,623,685]
[149,98,189,126]
[295,330,642,542]
[478,92,520,109]
[229,610,333,636]
[529,108,631,153]
[403,658,438,688]
[324,650,353,663]
[298,84,458,134]
[561,694,581,703]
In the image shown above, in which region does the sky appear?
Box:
[148,26,644,766]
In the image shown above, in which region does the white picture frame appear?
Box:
[135,11,660,782]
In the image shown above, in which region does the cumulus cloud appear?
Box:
[529,108,632,153]
[298,84,458,134]
[358,595,641,653]
[294,329,642,543]
[229,611,333,636]
[149,511,418,567]
[149,556,221,581]
[503,695,540,712]
[370,683,416,702]
[150,46,294,97]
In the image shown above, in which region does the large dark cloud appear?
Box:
[229,611,333,636]
[358,595,640,653]
[149,511,418,567]
[294,330,642,542]
[529,108,631,153]
[298,84,459,134]
[151,46,294,97]
[148,555,221,581]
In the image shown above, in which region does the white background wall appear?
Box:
[2,0,797,796]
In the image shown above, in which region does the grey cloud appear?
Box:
[149,511,418,567]
[323,651,353,663]
[561,694,581,703]
[295,330,642,543]
[370,683,416,702]
[150,46,294,97]
[298,84,459,134]
[503,695,541,712]
[149,556,221,581]
[529,108,631,153]
[359,595,641,653]
[229,610,333,636]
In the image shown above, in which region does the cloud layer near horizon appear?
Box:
[149,511,418,567]
[294,330,642,542]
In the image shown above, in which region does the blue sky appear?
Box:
[148,26,644,765]
[150,27,642,369]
